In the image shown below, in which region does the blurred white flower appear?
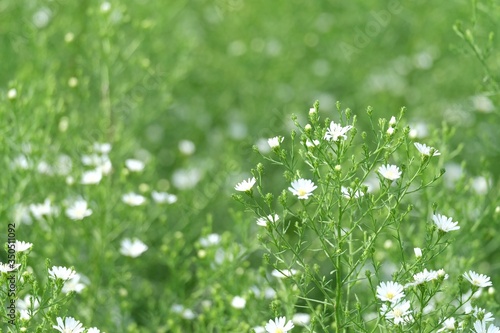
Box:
[199,233,221,247]
[120,238,148,258]
[437,317,456,332]
[87,328,102,333]
[122,192,146,206]
[62,273,88,294]
[11,155,30,170]
[182,309,196,320]
[29,199,57,220]
[292,313,311,326]
[93,142,112,154]
[125,159,145,172]
[7,88,17,100]
[178,140,196,155]
[414,248,422,258]
[100,2,111,13]
[341,186,364,199]
[472,95,495,113]
[235,177,256,192]
[378,164,402,181]
[0,262,20,273]
[256,214,279,227]
[472,176,489,195]
[271,269,298,278]
[17,294,39,320]
[172,168,202,190]
[389,116,397,126]
[231,296,246,309]
[305,139,320,148]
[66,199,93,220]
[49,266,76,281]
[151,191,177,204]
[289,178,317,199]
[81,169,102,184]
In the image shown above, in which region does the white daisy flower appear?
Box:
[408,269,438,286]
[120,238,148,258]
[122,192,146,206]
[437,317,456,332]
[414,248,422,258]
[151,191,177,204]
[464,271,493,288]
[432,214,460,232]
[288,178,317,199]
[265,316,294,333]
[93,142,112,154]
[256,214,279,227]
[472,320,500,333]
[62,273,88,294]
[376,281,405,303]
[17,294,39,320]
[0,262,20,273]
[125,159,145,172]
[378,164,402,181]
[29,198,57,220]
[268,136,283,148]
[81,169,102,185]
[52,316,85,333]
[324,121,353,141]
[305,139,320,148]
[66,199,93,220]
[414,142,441,156]
[380,300,412,325]
[15,240,33,252]
[235,177,256,191]
[471,307,495,322]
[48,266,76,281]
[292,313,311,326]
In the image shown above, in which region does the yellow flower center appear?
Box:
[275,329,284,333]
[297,189,307,197]
[386,292,394,300]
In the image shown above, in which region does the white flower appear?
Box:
[473,320,500,333]
[389,116,397,126]
[231,296,246,309]
[87,328,102,333]
[29,198,57,220]
[380,300,412,325]
[324,121,353,141]
[409,269,438,286]
[432,214,460,232]
[235,177,256,191]
[292,313,311,326]
[471,307,495,322]
[271,269,298,278]
[15,240,33,252]
[414,142,441,156]
[305,139,320,148]
[437,317,456,332]
[464,271,493,288]
[62,273,88,294]
[17,295,39,320]
[199,233,221,247]
[125,159,145,172]
[378,164,402,181]
[341,186,364,199]
[253,326,266,333]
[7,88,17,100]
[288,178,317,199]
[49,266,76,280]
[120,238,148,258]
[178,140,196,155]
[414,248,422,258]
[81,169,102,184]
[53,317,85,333]
[256,214,279,227]
[0,262,20,273]
[66,200,93,220]
[386,127,395,135]
[376,281,405,303]
[122,192,146,206]
[265,316,294,333]
[182,308,196,320]
[268,136,283,148]
[151,191,177,204]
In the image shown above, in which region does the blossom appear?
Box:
[179,140,196,155]
[380,300,412,325]
[81,169,102,184]
[432,214,460,232]
[256,214,279,227]
[265,316,294,333]
[324,121,353,141]
[376,281,405,303]
[437,317,456,332]
[271,269,298,278]
[235,177,256,191]
[122,192,146,206]
[288,178,317,199]
[471,307,495,322]
[66,199,93,220]
[120,238,148,258]
[62,273,88,294]
[7,88,17,100]
[408,269,438,286]
[305,139,320,148]
[125,159,145,172]
[292,313,311,326]
[341,186,364,199]
[52,317,85,333]
[0,262,20,273]
[151,191,177,204]
[464,271,493,288]
[231,296,246,309]
[473,320,500,333]
[29,198,57,220]
[414,142,441,156]
[93,142,112,154]
[199,233,221,247]
[15,240,33,252]
[87,328,102,333]
[378,164,402,181]
[48,266,76,280]
[17,295,39,320]
[268,136,283,148]
[414,248,422,258]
